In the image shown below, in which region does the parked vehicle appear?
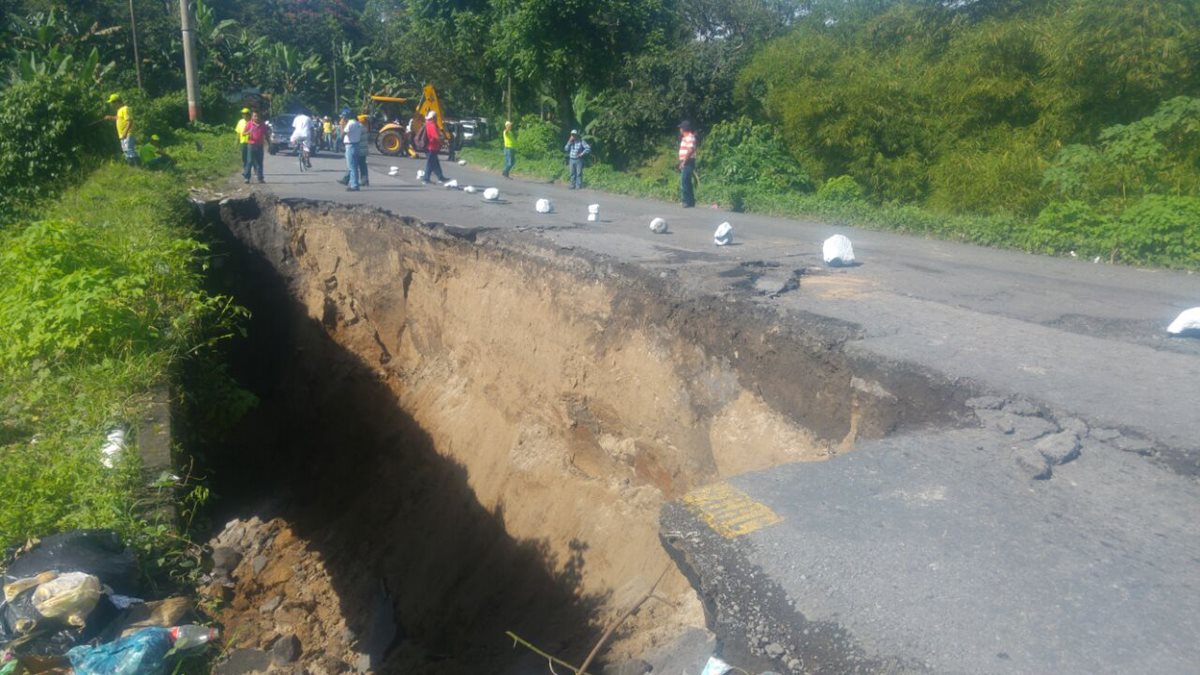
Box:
[266,114,296,155]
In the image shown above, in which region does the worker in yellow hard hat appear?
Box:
[235,107,252,171]
[105,93,137,165]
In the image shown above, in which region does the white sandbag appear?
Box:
[464,185,477,193]
[416,169,426,180]
[535,198,553,213]
[387,166,399,176]
[444,179,459,188]
[1167,307,1200,335]
[457,159,467,166]
[713,222,733,246]
[483,187,500,201]
[823,234,855,266]
[587,204,600,222]
[649,217,668,234]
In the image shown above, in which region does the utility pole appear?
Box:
[179,0,201,122]
[128,0,143,91]
[332,39,339,113]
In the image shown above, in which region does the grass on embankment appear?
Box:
[0,128,244,578]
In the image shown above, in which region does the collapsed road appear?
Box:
[192,150,1200,674]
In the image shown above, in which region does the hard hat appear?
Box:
[107,93,121,103]
[240,107,250,114]
[357,114,368,121]
[569,129,579,136]
[425,110,437,120]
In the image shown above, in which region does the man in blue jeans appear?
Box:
[341,109,362,191]
[564,129,590,189]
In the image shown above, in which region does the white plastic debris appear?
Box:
[464,185,477,193]
[32,572,102,627]
[649,217,668,234]
[444,179,459,188]
[100,427,127,469]
[1167,307,1200,335]
[416,169,426,180]
[388,166,399,176]
[535,198,553,213]
[587,203,600,222]
[699,656,733,675]
[713,222,733,246]
[457,159,467,166]
[822,234,855,266]
[483,187,500,201]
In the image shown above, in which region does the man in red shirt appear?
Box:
[678,120,697,207]
[422,110,448,184]
[243,111,266,183]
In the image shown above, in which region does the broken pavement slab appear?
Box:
[661,427,1200,674]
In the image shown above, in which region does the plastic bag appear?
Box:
[713,222,733,246]
[535,198,553,213]
[443,179,459,188]
[483,188,500,201]
[4,572,58,603]
[822,234,855,266]
[67,626,172,675]
[649,217,668,234]
[32,573,101,627]
[587,204,600,222]
[1167,307,1200,335]
[699,656,732,675]
[5,530,138,596]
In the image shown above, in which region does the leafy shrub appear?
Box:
[0,75,111,221]
[817,175,866,203]
[1113,195,1200,266]
[512,114,562,160]
[700,116,814,193]
[1028,200,1113,255]
[928,130,1049,216]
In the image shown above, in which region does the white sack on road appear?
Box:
[650,217,668,234]
[823,234,855,266]
[536,198,553,213]
[714,222,733,246]
[483,187,500,201]
[588,203,600,222]
[1167,307,1200,335]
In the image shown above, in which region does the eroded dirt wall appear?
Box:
[209,195,944,670]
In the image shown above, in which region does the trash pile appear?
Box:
[1,530,217,674]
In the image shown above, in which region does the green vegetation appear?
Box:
[0,128,245,583]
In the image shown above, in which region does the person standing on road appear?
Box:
[502,120,515,178]
[235,107,251,168]
[356,113,370,187]
[564,129,590,190]
[244,111,266,183]
[342,109,363,191]
[322,116,334,151]
[421,110,447,184]
[678,120,697,208]
[106,93,137,165]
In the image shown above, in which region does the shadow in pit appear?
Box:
[200,219,608,673]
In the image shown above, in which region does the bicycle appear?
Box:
[297,138,311,172]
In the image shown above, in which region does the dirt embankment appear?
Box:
[202,195,959,672]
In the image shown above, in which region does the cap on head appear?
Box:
[357,114,368,122]
[241,107,251,114]
[425,110,437,120]
[340,108,352,118]
[107,93,121,103]
[679,120,693,132]
[569,129,579,136]
[505,120,513,128]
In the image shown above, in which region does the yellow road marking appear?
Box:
[683,482,783,538]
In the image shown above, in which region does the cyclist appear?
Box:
[291,110,313,168]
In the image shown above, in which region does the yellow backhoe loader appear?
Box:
[369,85,460,160]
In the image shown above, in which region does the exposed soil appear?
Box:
[195,194,960,672]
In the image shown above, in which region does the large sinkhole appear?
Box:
[195,195,963,673]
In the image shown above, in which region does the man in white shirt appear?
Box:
[341,109,363,191]
[291,111,312,164]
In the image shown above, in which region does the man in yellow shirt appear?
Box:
[235,108,251,170]
[502,120,515,178]
[106,93,136,165]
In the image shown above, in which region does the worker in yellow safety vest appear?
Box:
[235,107,252,170]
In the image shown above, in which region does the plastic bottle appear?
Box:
[170,624,220,650]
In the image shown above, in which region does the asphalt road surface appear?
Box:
[252,147,1200,673]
